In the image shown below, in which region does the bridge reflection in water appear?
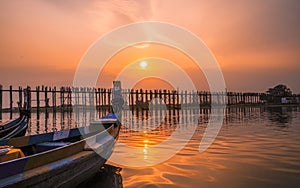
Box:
[3,106,297,137]
[2,106,300,187]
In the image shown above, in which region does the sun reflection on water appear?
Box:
[109,107,300,188]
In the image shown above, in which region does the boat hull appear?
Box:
[2,140,115,188]
[0,116,120,187]
[0,116,29,140]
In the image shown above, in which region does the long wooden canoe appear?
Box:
[0,113,121,187]
[0,114,29,141]
[0,87,31,140]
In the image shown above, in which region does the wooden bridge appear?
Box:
[0,85,269,119]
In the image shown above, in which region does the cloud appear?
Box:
[77,0,155,34]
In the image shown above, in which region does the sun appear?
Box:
[139,60,148,69]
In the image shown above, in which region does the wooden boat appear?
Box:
[0,113,121,188]
[0,88,31,140]
[0,113,29,140]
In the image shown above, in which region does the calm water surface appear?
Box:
[111,106,300,188]
[3,106,300,187]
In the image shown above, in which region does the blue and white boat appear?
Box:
[0,113,121,187]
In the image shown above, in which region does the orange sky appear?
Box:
[97,43,209,90]
[0,0,299,93]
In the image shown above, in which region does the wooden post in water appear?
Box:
[228,92,231,105]
[157,89,160,106]
[68,87,72,108]
[161,90,165,104]
[100,88,103,108]
[61,87,65,109]
[249,94,251,104]
[141,89,145,107]
[239,92,242,104]
[72,87,76,107]
[97,88,100,108]
[184,90,187,106]
[36,86,40,113]
[135,90,139,109]
[27,86,32,111]
[176,90,180,108]
[129,89,133,110]
[198,91,201,107]
[255,94,258,104]
[149,90,153,103]
[172,91,176,108]
[41,85,45,108]
[65,87,69,108]
[179,91,183,107]
[52,87,56,112]
[103,88,106,108]
[45,86,49,108]
[89,88,93,107]
[108,88,111,110]
[192,90,196,106]
[99,88,102,108]
[9,85,13,118]
[18,86,22,108]
[145,90,148,108]
[190,90,195,105]
[205,92,208,106]
[98,88,101,108]
[154,90,158,106]
[95,88,98,108]
[104,89,107,108]
[87,88,93,108]
[167,90,171,107]
[0,85,2,120]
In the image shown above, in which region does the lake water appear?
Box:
[105,106,300,188]
[2,106,300,187]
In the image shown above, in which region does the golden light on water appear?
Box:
[143,143,148,160]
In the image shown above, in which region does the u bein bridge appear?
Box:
[0,85,268,117]
[0,84,299,134]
